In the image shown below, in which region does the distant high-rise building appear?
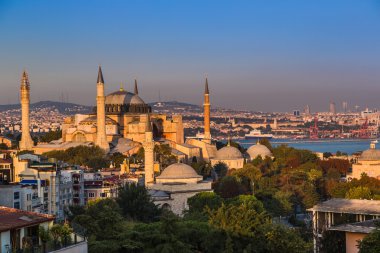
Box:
[329,101,336,114]
[342,101,348,113]
[304,104,310,114]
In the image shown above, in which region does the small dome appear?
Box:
[157,163,202,179]
[215,146,243,160]
[247,143,272,159]
[360,149,380,161]
[105,90,146,105]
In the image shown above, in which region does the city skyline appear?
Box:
[1,0,380,112]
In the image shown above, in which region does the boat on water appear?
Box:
[245,129,273,140]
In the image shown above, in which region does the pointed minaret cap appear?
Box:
[204,77,209,94]
[21,70,29,87]
[134,79,139,94]
[97,66,104,84]
[145,114,152,132]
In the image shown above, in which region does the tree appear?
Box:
[73,199,124,240]
[320,230,346,253]
[191,161,212,178]
[39,130,62,143]
[116,183,160,222]
[345,186,373,200]
[186,192,223,218]
[50,224,72,249]
[213,162,228,179]
[358,222,380,253]
[38,226,51,253]
[231,163,262,188]
[108,152,128,168]
[154,144,177,167]
[259,138,273,151]
[43,145,107,169]
[216,176,244,199]
[207,202,270,237]
[207,202,310,252]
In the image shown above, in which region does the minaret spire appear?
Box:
[205,77,209,94]
[96,66,109,152]
[22,71,29,88]
[203,77,211,144]
[19,70,34,151]
[134,79,139,95]
[97,66,104,84]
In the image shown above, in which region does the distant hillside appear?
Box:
[0,101,92,115]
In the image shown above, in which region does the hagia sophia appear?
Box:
[17,67,277,214]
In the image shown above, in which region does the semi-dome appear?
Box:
[104,90,151,114]
[360,148,380,161]
[79,115,117,125]
[215,145,243,160]
[247,143,272,159]
[157,163,202,180]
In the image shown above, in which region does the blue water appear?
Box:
[237,139,377,155]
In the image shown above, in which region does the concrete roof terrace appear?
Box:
[308,198,380,216]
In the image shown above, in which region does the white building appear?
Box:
[148,163,212,216]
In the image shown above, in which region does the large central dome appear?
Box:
[105,90,151,114]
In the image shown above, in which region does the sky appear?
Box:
[1,0,380,112]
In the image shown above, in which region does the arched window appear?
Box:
[73,132,86,142]
[162,203,171,211]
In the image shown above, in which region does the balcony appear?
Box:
[31,198,41,208]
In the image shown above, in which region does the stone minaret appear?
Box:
[19,71,34,151]
[134,79,138,95]
[203,78,211,143]
[143,114,155,186]
[96,66,109,152]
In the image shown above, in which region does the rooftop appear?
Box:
[329,219,379,234]
[0,206,54,232]
[308,198,380,215]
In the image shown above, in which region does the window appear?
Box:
[88,192,95,198]
[14,202,20,209]
[27,194,31,201]
[100,193,107,198]
[14,192,20,200]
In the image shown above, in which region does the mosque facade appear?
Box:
[350,141,380,180]
[61,67,184,147]
[20,67,184,154]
